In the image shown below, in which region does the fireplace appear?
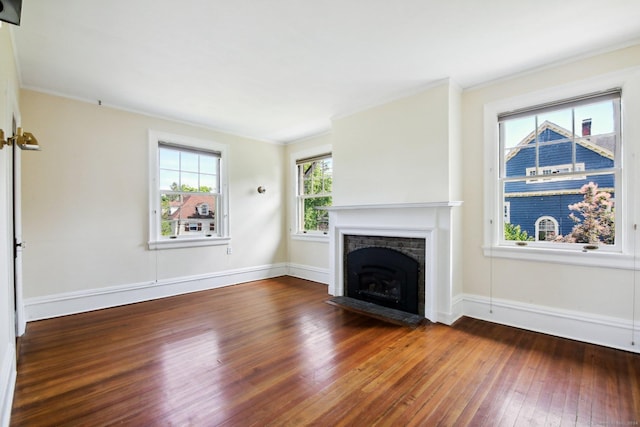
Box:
[324,201,462,324]
[344,235,424,315]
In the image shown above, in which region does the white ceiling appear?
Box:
[11,0,640,143]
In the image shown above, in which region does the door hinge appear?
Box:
[14,239,22,259]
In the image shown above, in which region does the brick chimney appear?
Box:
[582,118,592,136]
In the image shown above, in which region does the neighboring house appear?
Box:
[166,194,216,236]
[504,119,615,241]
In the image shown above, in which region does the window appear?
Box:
[197,203,209,216]
[535,216,559,241]
[484,71,639,268]
[296,153,332,234]
[525,163,585,183]
[148,131,229,249]
[499,90,620,248]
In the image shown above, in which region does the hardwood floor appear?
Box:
[10,277,640,426]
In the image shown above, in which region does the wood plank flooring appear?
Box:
[10,276,640,426]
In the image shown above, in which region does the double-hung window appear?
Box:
[296,153,332,235]
[149,131,229,249]
[484,70,640,268]
[498,90,621,248]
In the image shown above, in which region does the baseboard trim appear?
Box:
[462,294,639,354]
[286,263,329,285]
[21,268,639,354]
[1,345,16,427]
[24,263,288,321]
[437,294,465,326]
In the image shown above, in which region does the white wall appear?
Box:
[19,90,287,317]
[0,24,19,427]
[332,81,455,205]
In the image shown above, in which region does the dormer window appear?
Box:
[197,203,209,216]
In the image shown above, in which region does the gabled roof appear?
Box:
[505,120,615,162]
[168,195,216,220]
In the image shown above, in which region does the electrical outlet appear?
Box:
[226,247,232,255]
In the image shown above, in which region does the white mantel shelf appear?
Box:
[320,201,463,211]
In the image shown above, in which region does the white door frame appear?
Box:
[12,119,25,336]
[6,86,25,336]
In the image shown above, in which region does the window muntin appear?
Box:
[296,154,332,234]
[499,91,621,247]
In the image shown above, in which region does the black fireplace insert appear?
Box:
[346,246,419,314]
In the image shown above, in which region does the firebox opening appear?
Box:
[346,246,419,315]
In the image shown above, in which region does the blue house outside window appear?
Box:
[499,91,620,245]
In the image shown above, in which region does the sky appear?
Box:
[502,100,616,149]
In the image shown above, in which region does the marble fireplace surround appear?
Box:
[324,202,462,324]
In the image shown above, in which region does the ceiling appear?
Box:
[11,0,640,143]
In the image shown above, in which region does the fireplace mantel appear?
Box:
[324,201,463,325]
[322,201,462,211]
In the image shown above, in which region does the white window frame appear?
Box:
[290,144,332,242]
[148,130,230,250]
[483,69,640,269]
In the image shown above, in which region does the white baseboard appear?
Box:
[462,294,639,354]
[286,263,329,285]
[437,294,465,326]
[1,345,16,427]
[21,265,640,354]
[25,263,288,321]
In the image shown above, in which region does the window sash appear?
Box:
[498,92,621,248]
[498,89,621,122]
[295,152,331,166]
[159,142,221,193]
[297,154,332,197]
[297,194,331,233]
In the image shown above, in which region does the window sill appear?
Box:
[483,244,636,270]
[149,236,231,250]
[291,233,329,243]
